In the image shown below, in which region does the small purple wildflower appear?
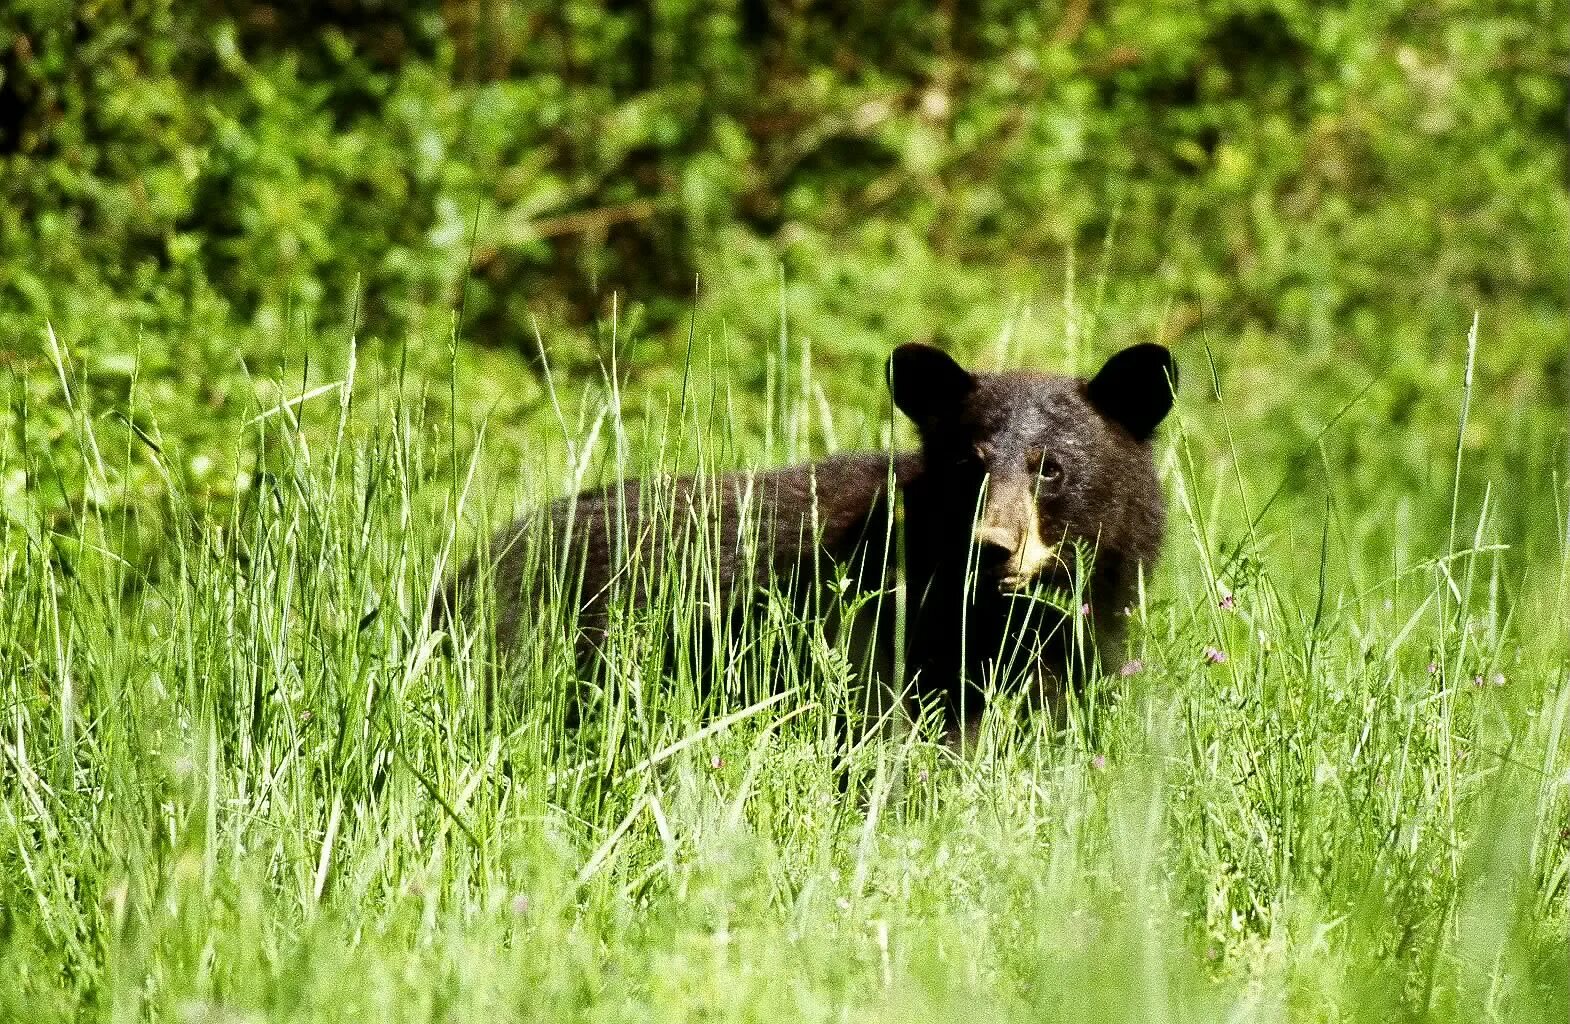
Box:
[1078,602,1092,617]
[1203,646,1228,665]
[1472,674,1485,688]
[1426,662,1439,676]
[918,769,930,784]
[511,893,530,916]
[1492,672,1506,687]
[1218,593,1235,611]
[710,755,725,770]
[1091,754,1107,770]
[1119,659,1144,677]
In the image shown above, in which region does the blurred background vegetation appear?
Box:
[1,0,1566,570]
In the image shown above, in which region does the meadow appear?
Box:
[3,2,1568,1019]
[3,288,1567,1021]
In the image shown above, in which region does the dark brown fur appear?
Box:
[442,342,1176,728]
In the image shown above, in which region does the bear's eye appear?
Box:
[1038,456,1064,486]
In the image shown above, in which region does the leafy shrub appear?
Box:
[0,0,1565,553]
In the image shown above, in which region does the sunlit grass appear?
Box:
[1,316,1566,1022]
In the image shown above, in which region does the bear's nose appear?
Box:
[972,524,1018,569]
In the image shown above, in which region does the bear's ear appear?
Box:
[887,343,974,425]
[1085,343,1177,441]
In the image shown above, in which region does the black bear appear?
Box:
[441,342,1175,733]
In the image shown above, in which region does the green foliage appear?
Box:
[2,3,1566,530]
[0,5,1567,1017]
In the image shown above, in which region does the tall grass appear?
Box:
[1,314,1566,1022]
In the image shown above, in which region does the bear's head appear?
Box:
[888,342,1176,594]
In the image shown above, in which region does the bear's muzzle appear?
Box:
[972,476,1059,592]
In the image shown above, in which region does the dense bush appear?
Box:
[0,0,1566,543]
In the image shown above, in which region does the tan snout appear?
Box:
[972,477,1059,592]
